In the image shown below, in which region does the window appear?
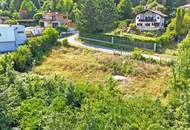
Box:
[17,31,24,34]
[145,23,150,26]
[137,23,143,26]
[52,16,56,21]
[40,22,45,27]
[52,22,59,28]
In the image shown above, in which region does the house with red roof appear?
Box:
[39,12,71,28]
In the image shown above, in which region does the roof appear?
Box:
[179,3,190,8]
[136,9,168,17]
[0,27,15,42]
[17,19,38,22]
[0,16,10,20]
[43,12,67,17]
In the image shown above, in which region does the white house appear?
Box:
[135,9,168,31]
[0,25,27,52]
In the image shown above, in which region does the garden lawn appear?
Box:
[32,46,170,97]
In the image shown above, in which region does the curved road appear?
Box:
[65,34,173,62]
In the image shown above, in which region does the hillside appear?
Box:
[1,0,190,129]
[0,0,189,20]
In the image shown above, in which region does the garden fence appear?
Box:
[80,33,157,51]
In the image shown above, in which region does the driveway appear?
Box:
[64,34,173,62]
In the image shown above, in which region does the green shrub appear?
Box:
[147,124,165,130]
[129,23,137,30]
[4,20,17,25]
[117,19,131,28]
[42,27,59,42]
[60,39,68,46]
[131,48,145,61]
[56,25,68,33]
[12,45,32,72]
[7,28,59,72]
[33,12,43,20]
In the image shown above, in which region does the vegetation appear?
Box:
[1,0,190,129]
[117,0,132,20]
[1,28,190,129]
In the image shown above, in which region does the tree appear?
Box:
[75,0,97,33]
[0,55,17,129]
[165,0,174,13]
[56,0,74,14]
[75,0,117,33]
[117,0,132,20]
[175,8,185,40]
[50,0,59,12]
[31,0,41,9]
[42,1,51,11]
[10,0,23,11]
[95,0,117,32]
[19,0,37,19]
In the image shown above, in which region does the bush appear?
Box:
[129,23,137,30]
[33,12,43,20]
[4,20,17,25]
[60,39,69,46]
[6,28,59,72]
[12,45,32,72]
[117,19,131,28]
[42,27,59,42]
[56,25,68,33]
[131,48,145,61]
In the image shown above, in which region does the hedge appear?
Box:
[80,30,176,50]
[1,28,59,72]
[80,33,156,50]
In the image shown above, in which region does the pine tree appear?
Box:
[75,0,97,33]
[117,0,132,20]
[175,8,185,40]
[20,0,37,18]
[50,0,58,12]
[31,0,41,9]
[56,0,74,13]
[165,0,173,13]
[10,0,23,11]
[96,0,117,32]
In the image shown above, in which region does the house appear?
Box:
[39,12,70,28]
[135,9,168,31]
[25,26,44,37]
[0,25,27,52]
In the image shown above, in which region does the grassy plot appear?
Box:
[32,46,170,96]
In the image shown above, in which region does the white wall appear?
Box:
[12,25,27,45]
[0,25,27,52]
[0,42,16,52]
[135,11,165,30]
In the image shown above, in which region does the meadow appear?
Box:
[33,45,170,97]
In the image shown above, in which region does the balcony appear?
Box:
[139,19,157,22]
